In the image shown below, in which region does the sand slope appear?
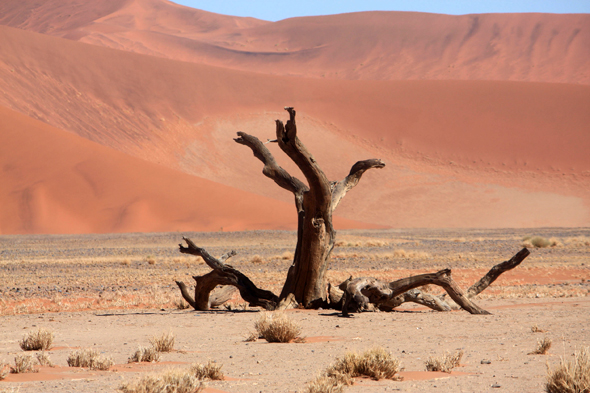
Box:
[0,104,316,234]
[1,25,589,230]
[1,0,589,84]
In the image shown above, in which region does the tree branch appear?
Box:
[276,107,331,209]
[177,238,279,310]
[466,248,530,298]
[234,131,308,206]
[331,159,386,212]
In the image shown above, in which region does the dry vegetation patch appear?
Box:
[35,351,54,367]
[191,360,224,381]
[530,337,552,355]
[425,350,464,373]
[120,368,204,393]
[128,346,161,363]
[67,348,114,370]
[19,328,54,351]
[546,346,590,393]
[306,347,401,393]
[150,331,175,352]
[10,354,37,374]
[253,312,303,343]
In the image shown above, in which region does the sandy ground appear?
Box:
[0,228,589,392]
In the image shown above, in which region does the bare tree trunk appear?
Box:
[235,107,384,307]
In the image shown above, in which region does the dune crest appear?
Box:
[1,0,588,84]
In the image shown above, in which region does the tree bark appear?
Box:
[235,107,384,307]
[175,237,278,310]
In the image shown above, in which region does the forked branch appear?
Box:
[176,238,278,310]
[331,159,386,211]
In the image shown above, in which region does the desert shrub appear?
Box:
[306,347,400,392]
[532,324,546,333]
[250,255,264,263]
[191,360,224,380]
[145,256,156,265]
[530,337,552,355]
[120,368,204,393]
[67,348,114,370]
[425,350,464,373]
[522,236,559,248]
[150,332,175,352]
[254,312,302,343]
[365,240,389,247]
[0,362,9,380]
[128,346,160,363]
[19,328,54,351]
[546,346,590,393]
[327,347,401,380]
[175,299,191,310]
[305,374,347,393]
[35,351,54,367]
[11,354,37,374]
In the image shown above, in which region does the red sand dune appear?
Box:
[1,0,589,84]
[0,105,373,234]
[1,25,589,230]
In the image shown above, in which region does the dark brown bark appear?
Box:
[235,107,384,307]
[340,269,490,316]
[175,237,278,310]
[334,248,530,315]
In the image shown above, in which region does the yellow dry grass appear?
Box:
[67,348,114,370]
[128,346,160,363]
[191,360,224,380]
[529,337,552,355]
[149,332,175,353]
[19,328,54,351]
[11,354,37,374]
[254,312,302,343]
[120,368,204,393]
[425,350,464,373]
[546,346,590,393]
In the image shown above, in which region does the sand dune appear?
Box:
[0,104,377,234]
[1,5,589,232]
[1,0,588,84]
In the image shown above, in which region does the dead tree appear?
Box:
[174,107,530,314]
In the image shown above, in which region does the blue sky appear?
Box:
[174,0,590,21]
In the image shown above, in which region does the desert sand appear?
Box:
[0,228,589,392]
[0,2,589,392]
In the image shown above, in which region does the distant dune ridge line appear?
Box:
[0,0,589,233]
[1,0,588,84]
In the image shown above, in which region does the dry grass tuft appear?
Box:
[305,374,347,393]
[191,360,224,380]
[67,348,114,370]
[254,312,302,343]
[11,354,37,374]
[546,346,590,393]
[250,255,264,264]
[522,236,560,248]
[530,337,552,355]
[120,368,204,393]
[0,362,9,380]
[145,256,156,265]
[306,347,400,392]
[128,346,161,363]
[150,332,175,353]
[175,299,191,310]
[35,351,54,367]
[19,328,54,351]
[327,347,401,381]
[532,324,547,333]
[425,350,464,373]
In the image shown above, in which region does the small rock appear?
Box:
[492,383,501,388]
[481,359,492,364]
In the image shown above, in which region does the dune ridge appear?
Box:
[1,0,588,84]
